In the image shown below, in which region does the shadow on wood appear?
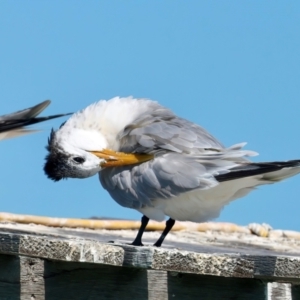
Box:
[42,261,266,300]
[0,255,20,300]
[44,262,149,299]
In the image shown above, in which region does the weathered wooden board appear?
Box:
[20,257,44,300]
[267,282,292,300]
[42,262,266,300]
[1,222,299,256]
[0,222,299,299]
[0,225,299,282]
[0,257,277,300]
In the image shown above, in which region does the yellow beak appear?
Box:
[89,149,154,167]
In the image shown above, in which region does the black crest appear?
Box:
[44,129,70,181]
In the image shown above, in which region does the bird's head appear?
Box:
[44,126,154,182]
[44,128,106,181]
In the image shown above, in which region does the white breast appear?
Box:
[138,175,268,222]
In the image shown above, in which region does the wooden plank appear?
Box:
[42,261,266,300]
[0,251,298,299]
[20,257,45,300]
[147,270,168,300]
[152,248,254,278]
[0,228,300,283]
[1,221,300,299]
[44,261,149,300]
[1,222,299,257]
[19,235,124,266]
[267,282,291,300]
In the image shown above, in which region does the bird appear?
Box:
[43,96,300,247]
[0,100,71,141]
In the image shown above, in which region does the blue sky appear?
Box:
[0,2,300,230]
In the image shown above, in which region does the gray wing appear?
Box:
[118,107,225,154]
[100,105,257,209]
[100,153,220,209]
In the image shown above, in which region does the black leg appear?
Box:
[130,215,149,246]
[153,218,175,247]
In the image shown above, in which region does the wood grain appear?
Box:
[267,282,292,300]
[20,257,44,300]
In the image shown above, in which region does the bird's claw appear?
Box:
[129,242,144,247]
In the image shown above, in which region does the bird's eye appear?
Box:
[73,157,85,164]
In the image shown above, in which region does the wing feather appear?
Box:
[119,107,224,154]
[100,101,257,210]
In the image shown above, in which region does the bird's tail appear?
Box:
[215,160,300,183]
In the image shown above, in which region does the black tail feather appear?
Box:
[216,160,300,182]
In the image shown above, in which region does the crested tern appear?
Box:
[44,97,300,247]
[0,100,71,141]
